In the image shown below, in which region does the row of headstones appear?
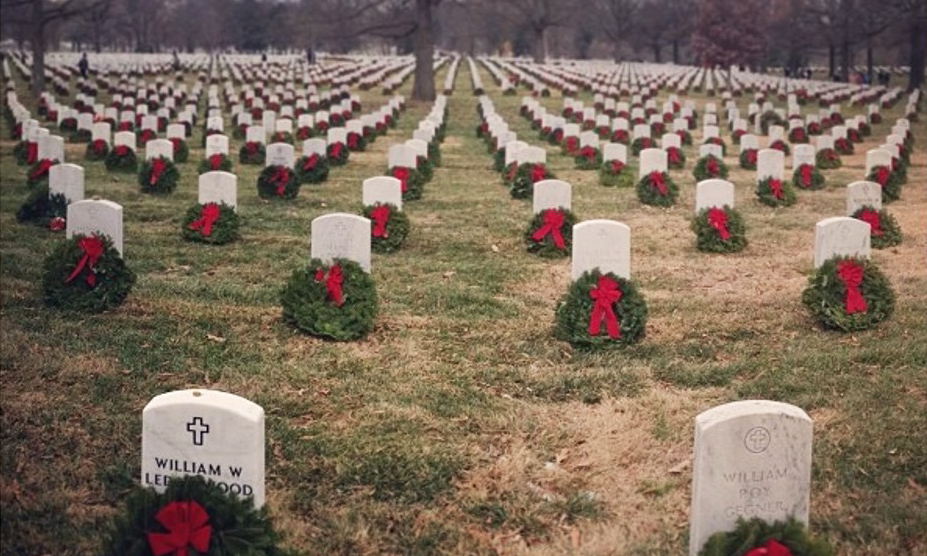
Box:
[137,386,816,555]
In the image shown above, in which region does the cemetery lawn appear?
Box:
[1,63,926,556]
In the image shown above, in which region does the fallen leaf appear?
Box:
[491,244,500,253]
[669,458,691,474]
[206,333,226,343]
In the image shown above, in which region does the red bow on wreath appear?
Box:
[744,539,794,556]
[171,138,184,153]
[315,265,344,307]
[800,165,813,187]
[649,171,668,195]
[392,167,411,192]
[246,142,259,155]
[150,158,167,186]
[270,167,291,196]
[857,209,884,237]
[874,167,890,187]
[147,500,212,556]
[707,208,731,240]
[747,150,758,165]
[93,139,108,155]
[302,154,319,172]
[588,276,622,339]
[208,154,224,170]
[189,203,221,237]
[530,164,547,183]
[837,260,868,314]
[370,205,390,238]
[26,142,39,164]
[48,217,66,232]
[329,143,343,159]
[706,157,720,176]
[610,160,625,174]
[115,145,130,157]
[579,146,597,161]
[668,148,681,164]
[532,208,566,249]
[767,178,784,199]
[30,159,55,181]
[348,133,359,150]
[65,235,105,287]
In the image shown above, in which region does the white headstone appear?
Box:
[689,400,812,555]
[38,134,65,161]
[303,138,327,157]
[265,142,295,168]
[504,141,527,166]
[846,181,882,215]
[327,127,347,145]
[703,125,720,140]
[516,145,546,165]
[199,171,238,211]
[792,144,816,168]
[814,217,871,268]
[602,142,627,163]
[740,134,759,152]
[49,163,85,204]
[146,139,174,161]
[388,144,417,169]
[699,144,723,159]
[695,179,735,212]
[141,389,265,507]
[865,149,892,175]
[310,213,372,273]
[92,122,112,143]
[571,220,631,281]
[362,176,403,210]
[532,179,571,214]
[757,149,784,181]
[816,135,834,151]
[205,134,229,157]
[246,125,266,144]
[67,199,124,256]
[167,123,186,140]
[662,133,681,150]
[638,148,667,179]
[114,131,137,151]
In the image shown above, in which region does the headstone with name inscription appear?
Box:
[49,163,85,204]
[265,143,295,168]
[67,199,123,256]
[362,176,403,210]
[571,219,631,281]
[146,139,174,161]
[846,181,882,215]
[205,134,229,157]
[814,217,870,268]
[199,171,238,211]
[532,179,571,214]
[310,213,372,273]
[695,179,734,212]
[638,148,666,179]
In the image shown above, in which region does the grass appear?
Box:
[1,59,926,556]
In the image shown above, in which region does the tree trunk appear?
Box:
[411,0,436,102]
[828,43,835,78]
[652,43,661,63]
[672,39,679,64]
[840,37,850,82]
[30,0,45,95]
[866,41,873,81]
[908,1,926,92]
[532,27,545,63]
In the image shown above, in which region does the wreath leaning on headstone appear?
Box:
[698,517,833,556]
[139,156,180,194]
[815,148,841,169]
[101,475,292,556]
[792,164,825,190]
[105,145,139,172]
[636,170,679,207]
[181,202,239,245]
[43,233,136,312]
[554,269,648,348]
[239,141,266,165]
[524,207,577,258]
[510,162,555,200]
[257,166,301,199]
[693,155,729,181]
[691,205,748,253]
[170,137,190,163]
[86,138,110,161]
[27,158,58,187]
[801,255,895,332]
[851,206,902,249]
[390,166,426,202]
[280,258,378,341]
[363,203,410,254]
[600,159,634,188]
[739,149,758,170]
[198,153,234,174]
[16,186,68,228]
[295,154,330,184]
[756,177,797,207]
[866,166,902,204]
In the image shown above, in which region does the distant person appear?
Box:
[306,47,315,65]
[261,53,267,63]
[879,70,890,86]
[78,53,89,78]
[172,50,180,71]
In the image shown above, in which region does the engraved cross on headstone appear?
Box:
[186,416,210,446]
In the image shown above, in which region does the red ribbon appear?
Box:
[747,150,758,165]
[707,208,731,240]
[579,146,597,161]
[147,501,212,556]
[532,208,566,249]
[875,167,890,187]
[150,158,167,186]
[65,235,105,287]
[348,133,360,150]
[246,142,258,155]
[706,157,720,176]
[858,208,884,236]
[800,165,813,187]
[208,154,224,170]
[588,276,622,339]
[92,139,108,155]
[315,265,344,306]
[837,260,868,314]
[30,159,54,181]
[171,138,184,154]
[370,205,390,238]
[530,164,547,183]
[48,217,66,231]
[114,145,130,157]
[392,167,411,192]
[302,154,319,172]
[329,142,343,159]
[189,203,221,237]
[668,148,681,164]
[610,160,625,174]
[744,539,793,556]
[26,142,38,164]
[270,167,291,196]
[565,136,579,154]
[650,171,668,195]
[768,178,783,199]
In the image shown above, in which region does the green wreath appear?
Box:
[815,148,841,169]
[232,124,248,140]
[181,202,240,245]
[732,130,746,145]
[691,205,748,253]
[239,141,266,165]
[257,166,301,199]
[792,164,825,190]
[693,155,729,181]
[43,233,136,312]
[760,111,786,134]
[428,141,442,167]
[85,139,110,161]
[171,138,189,163]
[739,149,758,170]
[574,147,602,170]
[139,156,180,194]
[105,146,139,172]
[834,138,854,155]
[851,206,902,249]
[281,258,378,341]
[524,208,576,258]
[327,142,349,166]
[554,269,648,348]
[510,163,555,200]
[600,160,634,188]
[270,131,294,144]
[677,129,693,145]
[801,255,895,332]
[698,517,833,556]
[295,154,330,184]
[198,153,234,174]
[390,166,425,201]
[71,129,92,144]
[756,176,796,207]
[101,475,290,556]
[17,187,68,226]
[666,147,686,169]
[769,140,791,156]
[630,137,652,156]
[866,166,902,203]
[27,159,58,187]
[363,203,410,253]
[702,137,727,156]
[636,171,678,207]
[347,132,367,152]
[12,140,31,165]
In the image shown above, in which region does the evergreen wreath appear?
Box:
[788,127,809,143]
[257,166,300,199]
[768,139,791,156]
[363,203,410,253]
[693,155,729,181]
[233,124,248,140]
[59,117,78,133]
[105,145,138,172]
[416,155,434,182]
[562,135,580,156]
[270,131,294,144]
[834,137,853,155]
[869,112,882,124]
[16,187,68,227]
[280,258,378,341]
[295,154,330,184]
[138,156,180,194]
[390,166,425,201]
[198,153,234,175]
[71,129,92,144]
[239,141,266,165]
[676,129,693,145]
[858,121,871,136]
[43,233,135,312]
[171,138,190,163]
[101,475,292,556]
[852,206,902,249]
[327,142,349,166]
[703,137,727,156]
[27,158,58,187]
[611,129,629,144]
[347,132,366,152]
[636,171,678,207]
[510,162,555,200]
[739,149,758,170]
[807,121,822,135]
[760,110,786,134]
[600,159,634,187]
[13,140,34,165]
[697,517,833,556]
[574,146,602,170]
[137,128,157,147]
[801,255,895,332]
[666,146,686,169]
[691,205,748,253]
[792,164,825,190]
[756,176,796,207]
[493,148,506,173]
[428,141,442,167]
[524,207,576,258]
[296,125,313,141]
[86,138,109,161]
[815,148,841,169]
[630,137,652,156]
[732,129,746,145]
[554,269,648,348]
[866,166,902,203]
[181,202,239,245]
